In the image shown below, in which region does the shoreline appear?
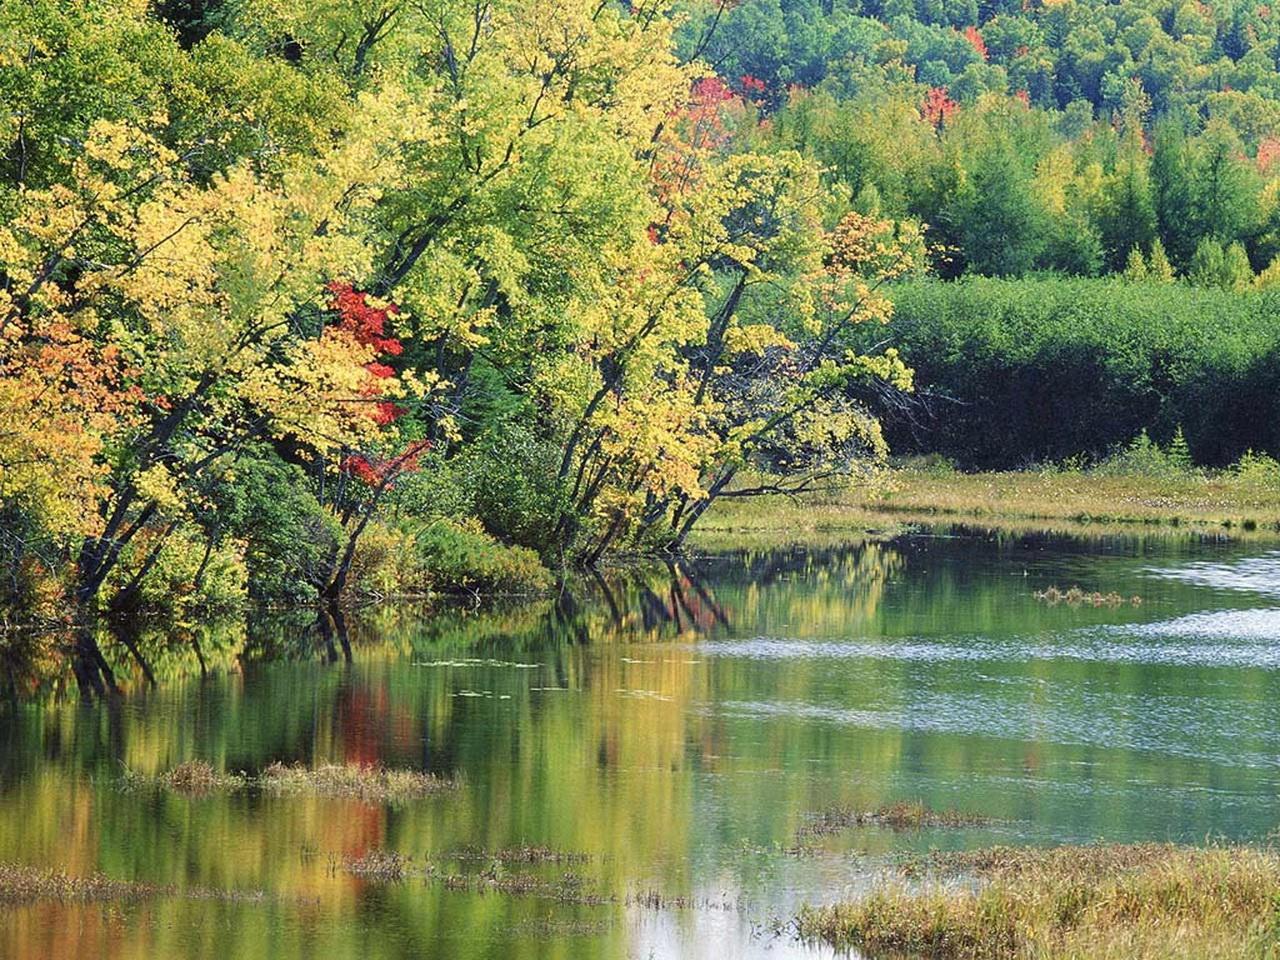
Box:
[699,468,1280,542]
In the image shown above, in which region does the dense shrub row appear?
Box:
[873,279,1280,468]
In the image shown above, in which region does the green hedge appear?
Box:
[870,278,1280,468]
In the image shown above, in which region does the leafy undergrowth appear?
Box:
[122,760,455,803]
[796,843,1280,959]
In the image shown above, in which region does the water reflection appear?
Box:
[2,531,1280,959]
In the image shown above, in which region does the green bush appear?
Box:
[1232,450,1280,487]
[129,528,248,615]
[872,278,1280,468]
[412,519,551,595]
[454,424,568,556]
[1093,429,1198,479]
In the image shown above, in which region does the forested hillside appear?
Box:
[680,0,1280,280]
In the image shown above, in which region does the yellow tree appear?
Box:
[0,103,428,610]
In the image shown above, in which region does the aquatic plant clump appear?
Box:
[120,760,247,796]
[342,851,420,882]
[0,863,263,904]
[796,843,1280,959]
[1034,586,1142,607]
[452,845,593,865]
[798,801,991,839]
[121,761,455,803]
[258,762,454,802]
[0,864,165,903]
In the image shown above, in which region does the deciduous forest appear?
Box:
[5,0,1280,620]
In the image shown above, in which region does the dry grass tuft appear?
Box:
[121,760,246,796]
[453,844,592,865]
[799,801,990,839]
[342,851,419,881]
[0,863,262,904]
[122,761,455,803]
[258,762,453,802]
[797,842,1280,959]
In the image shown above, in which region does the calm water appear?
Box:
[4,528,1280,959]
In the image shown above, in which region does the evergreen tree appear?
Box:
[1148,237,1176,281]
[956,137,1049,276]
[1098,138,1157,271]
[1123,246,1148,281]
[1151,122,1197,268]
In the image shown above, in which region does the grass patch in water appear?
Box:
[338,848,608,904]
[797,842,1280,959]
[122,760,454,803]
[798,801,991,839]
[1034,586,1142,607]
[453,844,592,865]
[257,762,452,801]
[122,760,248,796]
[342,851,419,881]
[441,869,608,904]
[0,862,263,904]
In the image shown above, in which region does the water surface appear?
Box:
[3,528,1280,959]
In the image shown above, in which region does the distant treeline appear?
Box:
[871,278,1280,468]
[680,0,1280,284]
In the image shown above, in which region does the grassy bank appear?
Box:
[699,466,1280,541]
[796,843,1280,959]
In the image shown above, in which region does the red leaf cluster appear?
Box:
[963,25,988,61]
[326,281,403,356]
[1259,136,1280,173]
[327,281,408,426]
[340,440,432,488]
[922,87,958,128]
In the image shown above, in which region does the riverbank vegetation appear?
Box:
[7,0,1280,627]
[796,842,1280,959]
[0,0,922,623]
[874,280,1280,468]
[703,446,1280,539]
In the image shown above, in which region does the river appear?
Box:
[3,527,1280,958]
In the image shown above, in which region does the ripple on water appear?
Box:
[687,609,1280,669]
[1145,551,1280,598]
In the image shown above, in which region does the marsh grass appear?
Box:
[121,760,248,796]
[700,468,1280,540]
[453,844,592,865]
[441,869,609,904]
[798,801,991,839]
[626,888,739,911]
[0,863,262,904]
[258,762,452,801]
[342,851,420,881]
[122,761,454,803]
[339,848,608,903]
[1034,586,1142,607]
[797,843,1280,959]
